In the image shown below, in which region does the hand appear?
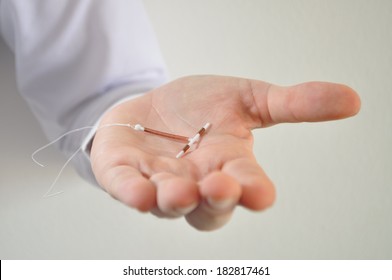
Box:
[90,75,360,231]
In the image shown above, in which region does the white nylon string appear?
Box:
[32,123,134,198]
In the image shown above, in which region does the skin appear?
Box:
[90,75,361,231]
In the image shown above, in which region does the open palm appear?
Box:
[90,75,360,231]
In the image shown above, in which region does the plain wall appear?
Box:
[0,0,391,259]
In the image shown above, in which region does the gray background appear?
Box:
[1,0,391,259]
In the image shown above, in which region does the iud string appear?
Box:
[32,122,211,198]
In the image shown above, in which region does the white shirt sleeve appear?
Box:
[0,0,167,185]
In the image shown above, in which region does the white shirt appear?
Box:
[0,0,167,185]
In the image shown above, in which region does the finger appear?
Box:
[248,80,361,127]
[185,172,242,231]
[101,165,157,212]
[98,147,199,180]
[150,172,200,218]
[222,158,275,211]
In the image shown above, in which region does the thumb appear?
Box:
[250,80,361,127]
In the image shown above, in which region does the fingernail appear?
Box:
[207,198,236,210]
[175,203,198,215]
